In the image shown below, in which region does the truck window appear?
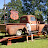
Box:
[20,16,28,23]
[22,17,27,20]
[31,17,36,21]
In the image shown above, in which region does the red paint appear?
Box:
[10,10,19,20]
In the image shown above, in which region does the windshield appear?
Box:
[31,17,36,21]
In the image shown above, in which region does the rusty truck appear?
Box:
[0,15,48,36]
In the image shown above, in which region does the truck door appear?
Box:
[30,16,37,31]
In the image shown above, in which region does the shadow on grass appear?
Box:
[0,36,40,45]
[0,37,26,45]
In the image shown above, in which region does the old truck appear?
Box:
[0,15,48,36]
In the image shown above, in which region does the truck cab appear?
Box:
[20,15,38,31]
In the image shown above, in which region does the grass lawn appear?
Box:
[0,39,48,48]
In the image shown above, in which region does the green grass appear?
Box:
[0,39,48,48]
[0,33,48,48]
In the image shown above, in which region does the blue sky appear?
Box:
[0,0,11,9]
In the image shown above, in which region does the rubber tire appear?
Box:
[16,30,22,36]
[42,31,47,35]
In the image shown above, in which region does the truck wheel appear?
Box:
[16,30,22,36]
[42,31,47,36]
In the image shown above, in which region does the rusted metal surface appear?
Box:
[10,10,19,20]
[0,35,25,42]
[0,15,48,36]
[0,34,38,46]
[0,34,37,43]
[6,15,38,35]
[39,24,45,32]
[0,37,8,42]
[7,40,12,45]
[6,23,26,35]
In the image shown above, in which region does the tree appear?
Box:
[0,9,4,19]
[6,0,23,23]
[22,0,48,21]
[35,10,43,21]
[47,9,48,24]
[46,0,48,24]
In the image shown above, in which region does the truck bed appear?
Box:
[6,23,26,35]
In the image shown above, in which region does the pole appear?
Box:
[4,0,5,24]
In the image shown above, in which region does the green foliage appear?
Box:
[22,0,48,21]
[6,0,24,23]
[22,0,43,21]
[0,9,4,18]
[9,19,19,23]
[22,0,33,14]
[35,10,42,15]
[0,0,48,23]
[7,0,22,12]
[0,39,48,48]
[35,10,43,21]
[47,9,48,14]
[47,9,48,23]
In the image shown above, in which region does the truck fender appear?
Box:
[41,26,47,35]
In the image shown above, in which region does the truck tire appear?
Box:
[42,31,47,35]
[42,27,47,35]
[16,30,22,36]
